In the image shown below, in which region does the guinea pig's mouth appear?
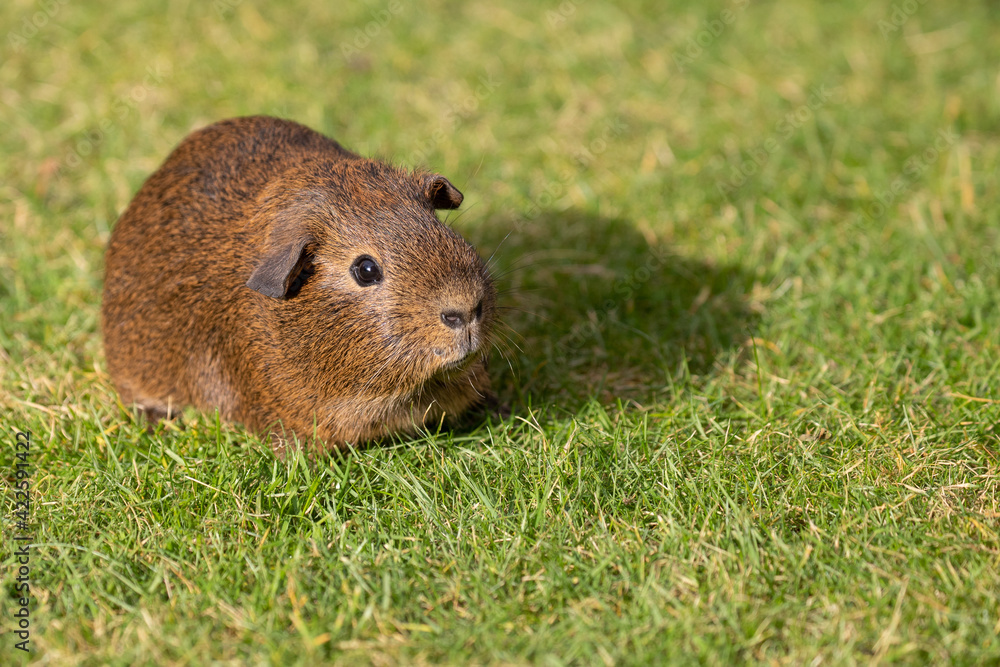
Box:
[431,347,481,378]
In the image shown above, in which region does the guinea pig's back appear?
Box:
[102,117,350,416]
[130,116,352,227]
[165,117,353,211]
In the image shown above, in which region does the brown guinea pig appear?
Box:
[102,115,497,452]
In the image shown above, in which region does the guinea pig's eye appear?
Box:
[350,255,383,286]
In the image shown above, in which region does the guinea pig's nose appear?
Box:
[441,310,467,329]
[440,299,484,330]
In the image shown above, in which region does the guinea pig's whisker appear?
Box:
[470,153,487,181]
[491,340,517,378]
[494,317,524,339]
[358,356,396,398]
[496,306,553,329]
[488,250,554,279]
[467,374,487,400]
[485,230,514,271]
[493,326,524,354]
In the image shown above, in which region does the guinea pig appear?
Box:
[101,115,498,452]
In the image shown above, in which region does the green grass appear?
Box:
[2,0,1000,664]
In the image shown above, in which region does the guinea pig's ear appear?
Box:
[246,228,314,300]
[424,174,464,209]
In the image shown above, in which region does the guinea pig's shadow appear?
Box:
[459,209,760,413]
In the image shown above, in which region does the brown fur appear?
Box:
[102,116,496,452]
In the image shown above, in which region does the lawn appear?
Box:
[2,0,999,664]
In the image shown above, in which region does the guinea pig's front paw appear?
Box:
[453,391,510,430]
[132,403,182,434]
[481,392,511,421]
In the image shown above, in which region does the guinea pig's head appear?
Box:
[244,158,496,401]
